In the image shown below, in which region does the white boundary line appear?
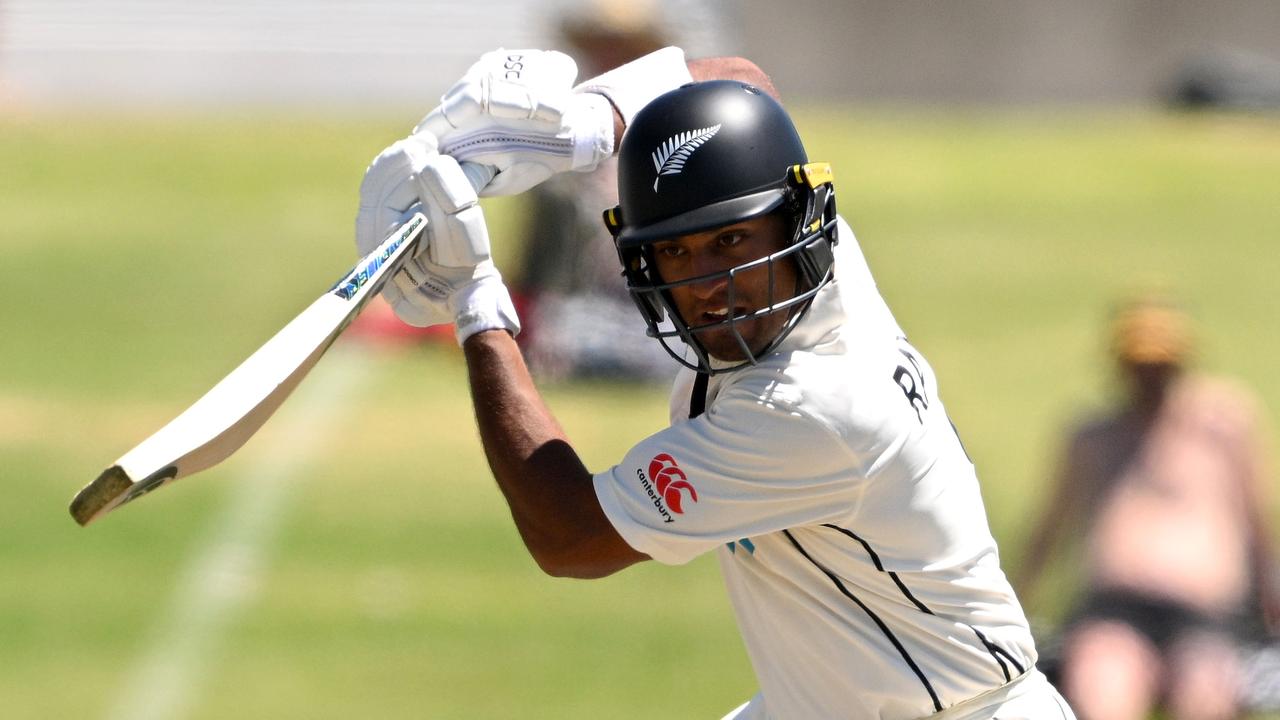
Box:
[103,344,370,720]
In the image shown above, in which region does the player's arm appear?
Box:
[355,141,646,578]
[689,56,777,94]
[463,330,648,578]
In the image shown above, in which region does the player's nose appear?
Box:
[687,255,731,298]
[688,272,729,302]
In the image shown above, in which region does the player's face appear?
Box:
[651,214,799,362]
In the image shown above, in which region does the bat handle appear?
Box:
[460,163,498,194]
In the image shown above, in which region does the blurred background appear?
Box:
[2,1,1279,718]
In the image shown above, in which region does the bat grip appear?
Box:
[460,163,498,194]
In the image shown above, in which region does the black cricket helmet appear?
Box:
[603,80,838,374]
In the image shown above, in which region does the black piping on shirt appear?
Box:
[783,528,944,713]
[819,523,1027,682]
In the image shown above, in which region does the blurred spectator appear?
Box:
[1167,50,1280,111]
[514,0,674,382]
[1016,293,1279,720]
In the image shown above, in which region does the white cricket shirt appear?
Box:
[593,217,1038,719]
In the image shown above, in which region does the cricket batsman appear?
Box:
[354,47,1076,719]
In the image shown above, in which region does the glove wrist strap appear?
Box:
[575,46,693,132]
[568,92,615,171]
[451,275,521,345]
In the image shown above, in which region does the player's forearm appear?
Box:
[463,329,584,556]
[462,329,642,578]
[689,56,779,99]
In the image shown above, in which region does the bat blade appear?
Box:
[70,212,427,526]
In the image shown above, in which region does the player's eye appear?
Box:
[656,244,686,259]
[717,231,746,248]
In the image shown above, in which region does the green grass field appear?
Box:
[2,106,1278,718]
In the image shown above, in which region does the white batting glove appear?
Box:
[415,49,615,197]
[355,135,519,342]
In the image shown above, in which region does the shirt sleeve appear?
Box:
[592,382,861,565]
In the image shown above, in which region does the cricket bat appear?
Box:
[70,163,494,526]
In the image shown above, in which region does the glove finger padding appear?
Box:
[429,89,613,198]
[355,133,459,327]
[355,134,440,256]
[412,153,491,268]
[430,205,490,268]
[488,49,578,123]
[416,49,578,136]
[411,48,611,198]
[352,135,519,340]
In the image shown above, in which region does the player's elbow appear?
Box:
[533,551,615,579]
[527,538,622,579]
[521,526,642,579]
[507,476,645,578]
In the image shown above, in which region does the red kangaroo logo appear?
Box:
[649,453,698,513]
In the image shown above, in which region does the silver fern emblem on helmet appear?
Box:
[651,124,722,192]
